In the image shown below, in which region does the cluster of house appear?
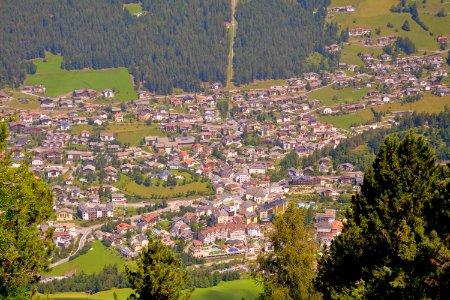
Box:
[313,53,449,122]
[1,25,448,263]
[313,208,343,247]
[329,5,356,13]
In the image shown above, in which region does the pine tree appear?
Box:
[401,20,411,31]
[252,202,318,300]
[0,123,54,299]
[125,239,191,300]
[315,132,450,299]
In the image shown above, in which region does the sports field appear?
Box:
[25,53,136,101]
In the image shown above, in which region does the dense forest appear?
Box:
[0,0,230,94]
[233,0,335,84]
[0,0,340,93]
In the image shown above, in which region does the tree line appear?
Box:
[37,265,129,294]
[0,0,342,93]
[0,0,230,94]
[233,0,336,85]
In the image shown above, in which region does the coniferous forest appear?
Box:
[0,0,338,93]
[0,0,231,94]
[233,0,334,85]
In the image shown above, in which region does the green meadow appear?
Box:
[238,79,288,90]
[191,279,261,300]
[37,279,261,300]
[339,44,383,66]
[309,86,369,106]
[329,0,441,51]
[374,93,450,114]
[70,123,164,146]
[48,240,125,277]
[123,3,143,15]
[318,108,374,130]
[318,93,450,130]
[25,53,136,101]
[109,123,164,146]
[115,174,211,199]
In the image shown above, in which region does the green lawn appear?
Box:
[238,79,288,90]
[35,288,133,300]
[191,279,261,300]
[318,108,374,130]
[111,123,164,146]
[123,3,143,15]
[374,93,450,114]
[47,240,125,276]
[309,86,369,106]
[25,53,137,101]
[37,279,261,300]
[116,174,211,199]
[329,0,440,51]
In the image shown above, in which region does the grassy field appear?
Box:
[71,123,164,146]
[47,240,125,277]
[123,3,143,14]
[191,279,261,300]
[38,279,261,300]
[318,108,374,129]
[111,123,164,146]
[374,93,450,114]
[329,0,440,51]
[418,0,450,38]
[309,86,369,105]
[116,174,211,199]
[318,93,450,129]
[35,288,133,300]
[237,79,288,90]
[339,44,383,66]
[25,53,136,101]
[1,90,40,110]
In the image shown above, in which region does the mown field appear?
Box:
[25,53,136,101]
[115,174,211,199]
[123,3,143,14]
[339,44,383,66]
[47,240,125,277]
[318,108,374,130]
[308,86,369,106]
[191,279,261,300]
[108,123,164,146]
[70,123,164,146]
[237,79,288,90]
[36,279,261,300]
[329,0,441,51]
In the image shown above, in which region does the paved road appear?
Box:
[50,200,193,267]
[50,224,102,268]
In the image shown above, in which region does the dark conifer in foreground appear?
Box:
[315,132,450,299]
